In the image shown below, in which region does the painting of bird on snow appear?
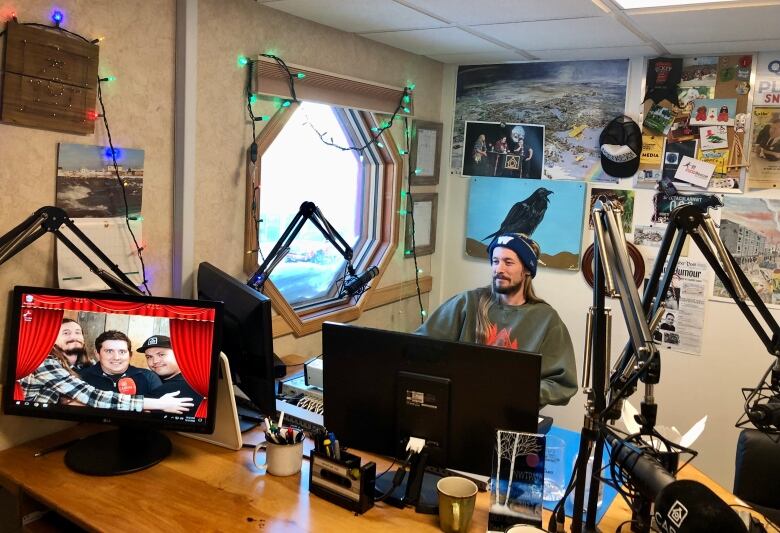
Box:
[466,177,586,271]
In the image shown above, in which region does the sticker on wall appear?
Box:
[465,177,586,270]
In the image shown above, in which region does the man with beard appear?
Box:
[415,232,577,407]
[55,318,96,371]
[138,335,202,418]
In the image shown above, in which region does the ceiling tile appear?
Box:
[265,0,449,33]
[666,39,780,55]
[426,50,529,64]
[628,4,780,44]
[529,45,659,60]
[401,0,605,26]
[473,17,645,50]
[363,27,508,55]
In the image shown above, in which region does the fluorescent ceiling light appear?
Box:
[614,0,736,8]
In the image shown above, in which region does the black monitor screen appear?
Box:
[322,322,541,476]
[196,262,275,417]
[4,286,222,432]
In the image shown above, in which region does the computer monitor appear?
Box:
[322,322,542,477]
[3,285,222,475]
[196,262,277,418]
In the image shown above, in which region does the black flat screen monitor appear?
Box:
[322,322,541,476]
[196,262,276,418]
[3,285,222,475]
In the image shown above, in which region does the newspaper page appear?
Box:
[646,259,709,356]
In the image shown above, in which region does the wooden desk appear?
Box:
[0,425,764,532]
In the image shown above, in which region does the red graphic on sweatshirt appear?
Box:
[485,323,518,349]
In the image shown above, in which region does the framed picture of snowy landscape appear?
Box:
[452,60,628,182]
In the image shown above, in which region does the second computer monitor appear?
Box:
[322,322,541,476]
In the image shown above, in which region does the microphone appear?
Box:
[747,399,780,431]
[605,431,676,499]
[117,377,137,395]
[605,432,748,533]
[654,480,747,533]
[342,266,379,297]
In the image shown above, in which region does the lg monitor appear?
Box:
[3,285,222,475]
[196,262,279,420]
[322,322,542,477]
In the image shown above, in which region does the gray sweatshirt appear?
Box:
[415,287,578,407]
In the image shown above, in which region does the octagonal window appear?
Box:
[257,102,378,308]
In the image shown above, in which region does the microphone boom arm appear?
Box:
[248,201,356,292]
[0,206,143,296]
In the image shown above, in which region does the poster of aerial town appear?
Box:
[712,196,780,308]
[55,143,144,291]
[451,60,628,182]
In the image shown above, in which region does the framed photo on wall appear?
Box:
[410,121,442,186]
[404,193,438,257]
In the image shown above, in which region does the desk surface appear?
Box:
[0,425,756,532]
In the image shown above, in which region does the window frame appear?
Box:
[244,99,403,337]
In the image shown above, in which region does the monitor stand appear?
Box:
[374,450,441,515]
[64,427,171,476]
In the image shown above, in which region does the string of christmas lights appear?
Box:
[402,117,427,323]
[241,52,426,319]
[2,10,151,295]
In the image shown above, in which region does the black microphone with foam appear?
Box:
[604,430,676,499]
[654,479,747,533]
[748,397,780,431]
[605,431,748,532]
[341,266,379,297]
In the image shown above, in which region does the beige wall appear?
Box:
[0,0,442,448]
[194,0,443,357]
[0,0,176,447]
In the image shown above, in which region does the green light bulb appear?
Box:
[421,309,427,317]
[281,100,291,107]
[238,56,249,66]
[106,75,116,82]
[403,95,411,103]
[377,141,384,148]
[414,168,422,175]
[403,107,411,113]
[297,72,305,79]
[399,149,408,155]
[399,209,407,216]
[408,83,416,91]
[249,94,257,104]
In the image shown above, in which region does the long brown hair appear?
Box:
[476,236,545,344]
[50,345,78,377]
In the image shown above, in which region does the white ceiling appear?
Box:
[256,0,780,63]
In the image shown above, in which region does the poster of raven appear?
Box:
[466,177,586,270]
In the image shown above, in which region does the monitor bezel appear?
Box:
[3,285,223,435]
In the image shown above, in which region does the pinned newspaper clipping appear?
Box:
[645,259,710,355]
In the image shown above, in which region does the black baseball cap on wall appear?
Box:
[599,115,642,178]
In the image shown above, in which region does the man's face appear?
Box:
[56,322,85,365]
[144,347,180,379]
[491,247,526,296]
[97,339,131,375]
[664,314,675,326]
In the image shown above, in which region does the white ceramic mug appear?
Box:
[437,476,477,533]
[253,441,303,476]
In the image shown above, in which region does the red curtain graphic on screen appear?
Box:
[169,318,214,418]
[14,307,64,400]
